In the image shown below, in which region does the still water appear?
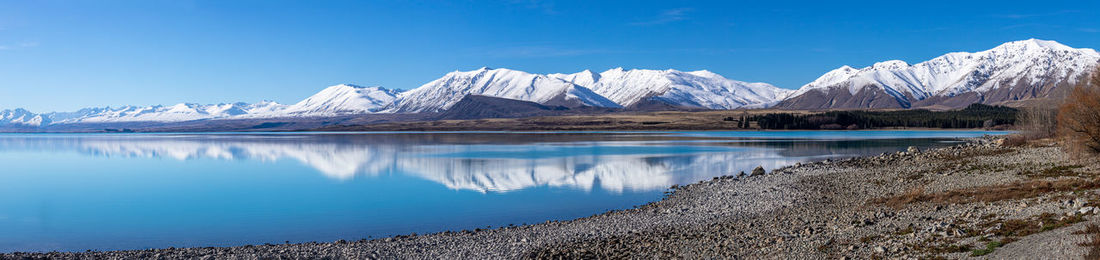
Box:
[0,131,1005,252]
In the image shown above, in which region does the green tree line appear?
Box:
[744,104,1017,130]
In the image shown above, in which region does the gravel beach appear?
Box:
[6,137,1099,259]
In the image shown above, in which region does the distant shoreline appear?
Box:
[2,104,1017,133]
[0,127,1007,134]
[314,107,1015,132]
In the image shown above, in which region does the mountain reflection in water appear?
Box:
[0,132,986,193]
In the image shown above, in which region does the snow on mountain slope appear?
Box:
[244,101,290,115]
[550,68,791,109]
[779,39,1100,109]
[49,103,259,124]
[0,109,47,126]
[547,69,601,87]
[281,84,399,116]
[2,85,397,126]
[386,67,619,113]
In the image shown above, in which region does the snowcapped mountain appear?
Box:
[550,68,791,109]
[243,101,291,115]
[0,108,47,127]
[385,67,619,113]
[38,102,297,125]
[1,84,402,127]
[48,103,252,124]
[777,39,1100,109]
[281,84,400,116]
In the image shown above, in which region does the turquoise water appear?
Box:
[0,130,1005,252]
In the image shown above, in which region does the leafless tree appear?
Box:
[1057,67,1100,156]
[1017,106,1058,139]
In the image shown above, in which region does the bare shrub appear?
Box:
[1002,135,1027,147]
[1058,67,1100,157]
[877,186,926,209]
[1016,107,1058,139]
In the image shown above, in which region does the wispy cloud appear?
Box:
[668,47,784,54]
[1000,23,1046,30]
[483,46,624,58]
[909,27,951,33]
[991,10,1080,19]
[507,0,557,15]
[0,41,38,51]
[629,8,693,26]
[1080,28,1100,33]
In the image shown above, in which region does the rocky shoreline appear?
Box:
[5,137,1099,259]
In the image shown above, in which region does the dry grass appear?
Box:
[1002,134,1029,147]
[876,186,928,208]
[969,240,1004,257]
[926,243,971,254]
[1074,224,1100,235]
[1020,165,1086,178]
[872,178,1100,208]
[985,213,1084,236]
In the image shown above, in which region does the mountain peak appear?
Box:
[871,60,910,70]
[284,84,399,115]
[687,69,724,78]
[7,108,33,114]
[993,38,1077,53]
[333,83,363,88]
[327,84,390,91]
[603,67,626,74]
[448,67,532,78]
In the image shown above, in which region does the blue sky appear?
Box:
[1,0,1099,112]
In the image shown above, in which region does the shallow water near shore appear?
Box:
[0,130,1006,252]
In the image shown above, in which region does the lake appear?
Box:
[0,130,1005,252]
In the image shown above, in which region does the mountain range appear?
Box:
[776,39,1100,109]
[2,39,1098,130]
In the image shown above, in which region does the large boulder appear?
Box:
[751,166,766,176]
